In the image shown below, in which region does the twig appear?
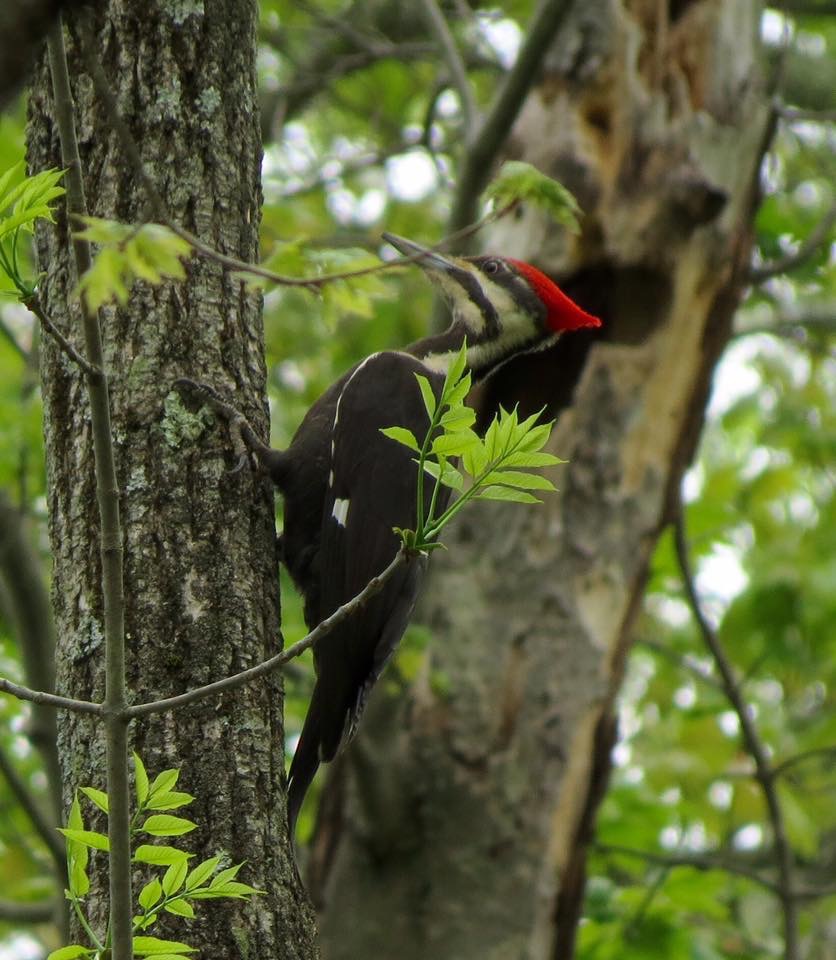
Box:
[0,674,102,714]
[48,18,132,960]
[126,550,411,719]
[418,0,478,140]
[596,842,782,895]
[23,292,101,377]
[0,898,57,923]
[0,315,29,361]
[0,743,65,867]
[447,0,574,239]
[674,507,799,960]
[749,198,836,282]
[771,746,836,780]
[638,636,725,691]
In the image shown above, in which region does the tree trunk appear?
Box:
[27,1,317,955]
[311,2,772,958]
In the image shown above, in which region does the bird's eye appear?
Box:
[484,259,501,275]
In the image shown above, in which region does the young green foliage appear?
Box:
[0,162,65,297]
[73,218,192,312]
[49,753,260,960]
[485,161,581,234]
[381,341,563,552]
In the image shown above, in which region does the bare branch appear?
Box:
[0,897,57,923]
[596,842,783,895]
[0,315,30,361]
[448,0,574,239]
[23,293,101,377]
[126,550,413,719]
[0,743,64,867]
[674,507,799,960]
[749,198,836,283]
[0,674,102,715]
[418,0,478,139]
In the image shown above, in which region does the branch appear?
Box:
[418,0,478,140]
[0,897,57,923]
[596,842,783,895]
[771,746,836,780]
[749,198,836,282]
[0,743,64,867]
[23,292,101,377]
[48,18,132,960]
[447,0,574,239]
[0,490,64,830]
[674,507,799,960]
[126,549,413,719]
[0,674,102,714]
[0,315,30,361]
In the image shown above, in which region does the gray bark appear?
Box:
[27,1,317,956]
[312,2,773,958]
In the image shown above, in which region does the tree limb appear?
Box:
[0,743,64,868]
[418,0,478,140]
[0,675,102,714]
[126,550,411,719]
[674,507,799,960]
[749,198,836,282]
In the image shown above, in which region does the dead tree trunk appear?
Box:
[311,2,772,958]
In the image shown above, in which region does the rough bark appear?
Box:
[27,1,317,956]
[311,2,773,958]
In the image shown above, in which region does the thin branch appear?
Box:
[0,743,65,867]
[0,675,102,715]
[749,198,836,282]
[418,0,478,140]
[674,507,799,960]
[23,292,100,377]
[771,746,836,779]
[596,842,782,895]
[638,636,725,691]
[127,550,412,719]
[0,314,29,361]
[0,898,57,923]
[447,0,574,240]
[48,18,132,960]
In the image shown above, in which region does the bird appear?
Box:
[177,233,601,834]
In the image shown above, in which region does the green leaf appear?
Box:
[133,845,193,866]
[502,451,563,468]
[70,857,90,898]
[79,786,109,814]
[138,878,163,911]
[46,946,93,960]
[439,405,476,431]
[380,426,420,452]
[484,161,581,233]
[482,469,556,491]
[443,371,472,409]
[207,881,260,897]
[148,769,180,798]
[415,374,437,417]
[421,459,465,492]
[132,936,196,956]
[185,856,221,890]
[475,486,541,504]
[58,828,110,851]
[444,341,468,392]
[141,815,197,837]
[431,429,481,457]
[162,858,189,897]
[163,899,195,918]
[134,753,150,806]
[145,791,194,811]
[462,441,488,477]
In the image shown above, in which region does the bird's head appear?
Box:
[383,233,600,375]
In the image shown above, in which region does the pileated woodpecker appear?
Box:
[178,234,600,833]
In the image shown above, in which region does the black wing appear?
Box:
[287,352,447,830]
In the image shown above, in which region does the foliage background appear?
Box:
[0,1,834,958]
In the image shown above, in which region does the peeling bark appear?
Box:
[311,2,773,958]
[27,1,316,956]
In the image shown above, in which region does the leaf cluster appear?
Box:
[0,162,65,297]
[484,160,581,234]
[74,218,192,313]
[52,754,259,960]
[381,341,563,551]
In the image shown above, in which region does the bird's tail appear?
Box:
[287,689,323,836]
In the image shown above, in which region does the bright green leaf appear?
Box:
[475,485,541,504]
[162,858,189,897]
[79,786,109,814]
[163,899,195,918]
[46,946,93,960]
[134,753,150,806]
[485,161,581,233]
[58,829,110,851]
[145,791,194,811]
[141,814,197,837]
[380,426,420,451]
[138,878,163,911]
[132,936,196,956]
[185,856,221,891]
[133,845,192,866]
[415,374,436,417]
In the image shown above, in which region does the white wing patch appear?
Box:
[332,498,350,527]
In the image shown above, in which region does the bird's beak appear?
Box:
[382,233,458,274]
